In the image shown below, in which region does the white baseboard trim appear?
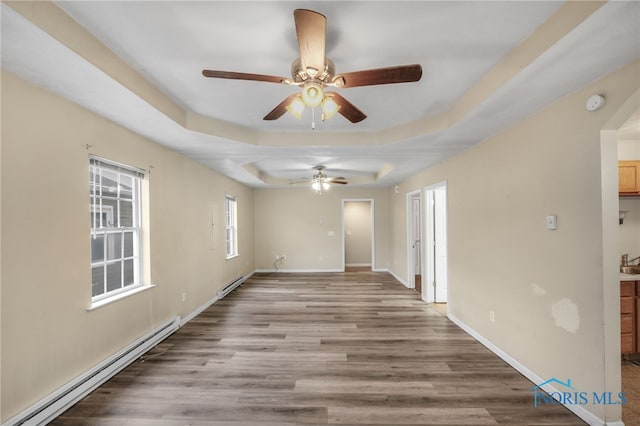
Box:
[180,294,219,326]
[254,268,343,273]
[3,316,180,426]
[181,272,255,326]
[385,268,408,287]
[345,263,372,267]
[447,313,608,426]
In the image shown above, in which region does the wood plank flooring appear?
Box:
[52,271,584,425]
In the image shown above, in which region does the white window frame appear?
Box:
[225,195,238,259]
[89,156,144,303]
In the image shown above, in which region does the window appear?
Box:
[225,195,238,258]
[90,157,144,301]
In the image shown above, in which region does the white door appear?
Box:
[434,187,448,302]
[425,183,448,303]
[412,197,421,275]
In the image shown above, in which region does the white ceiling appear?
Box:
[2,1,639,187]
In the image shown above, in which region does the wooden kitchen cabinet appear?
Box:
[621,280,640,354]
[619,161,640,195]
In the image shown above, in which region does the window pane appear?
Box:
[106,233,122,261]
[89,207,95,228]
[123,232,134,257]
[91,234,105,263]
[89,168,99,196]
[225,198,233,227]
[106,262,122,292]
[120,175,133,199]
[101,169,118,197]
[92,266,104,297]
[123,259,134,286]
[101,199,118,227]
[120,200,133,227]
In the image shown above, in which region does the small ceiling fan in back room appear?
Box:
[290,165,348,194]
[202,9,422,128]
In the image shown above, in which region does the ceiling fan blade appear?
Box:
[294,9,326,76]
[263,93,300,120]
[325,92,367,123]
[329,177,348,184]
[202,70,288,84]
[333,64,422,88]
[289,179,310,185]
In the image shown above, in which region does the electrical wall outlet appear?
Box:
[182,292,187,302]
[489,310,495,322]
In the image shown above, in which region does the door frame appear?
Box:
[424,181,448,303]
[341,199,375,271]
[406,190,422,290]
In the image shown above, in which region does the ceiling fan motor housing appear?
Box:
[291,57,335,84]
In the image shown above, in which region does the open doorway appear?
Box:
[407,191,422,292]
[425,182,448,305]
[600,90,638,426]
[342,199,374,271]
[615,110,640,425]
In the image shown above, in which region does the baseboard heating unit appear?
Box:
[4,316,180,426]
[217,275,246,299]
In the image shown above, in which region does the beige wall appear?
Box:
[1,71,254,420]
[344,201,373,266]
[388,61,639,422]
[254,188,388,271]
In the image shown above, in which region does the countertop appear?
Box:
[621,273,640,281]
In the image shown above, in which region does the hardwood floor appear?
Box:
[53,271,584,425]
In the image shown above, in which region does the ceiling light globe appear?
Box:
[302,83,323,107]
[286,95,305,119]
[321,97,340,121]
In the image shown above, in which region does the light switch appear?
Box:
[328,230,335,237]
[546,214,557,230]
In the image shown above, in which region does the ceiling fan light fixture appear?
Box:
[321,96,340,121]
[302,83,324,107]
[286,95,306,119]
[311,178,330,194]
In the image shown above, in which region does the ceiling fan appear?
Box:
[291,166,348,193]
[202,9,422,124]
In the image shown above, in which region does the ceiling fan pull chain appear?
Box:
[312,106,316,130]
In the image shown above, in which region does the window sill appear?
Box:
[87,284,156,311]
[226,254,239,260]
